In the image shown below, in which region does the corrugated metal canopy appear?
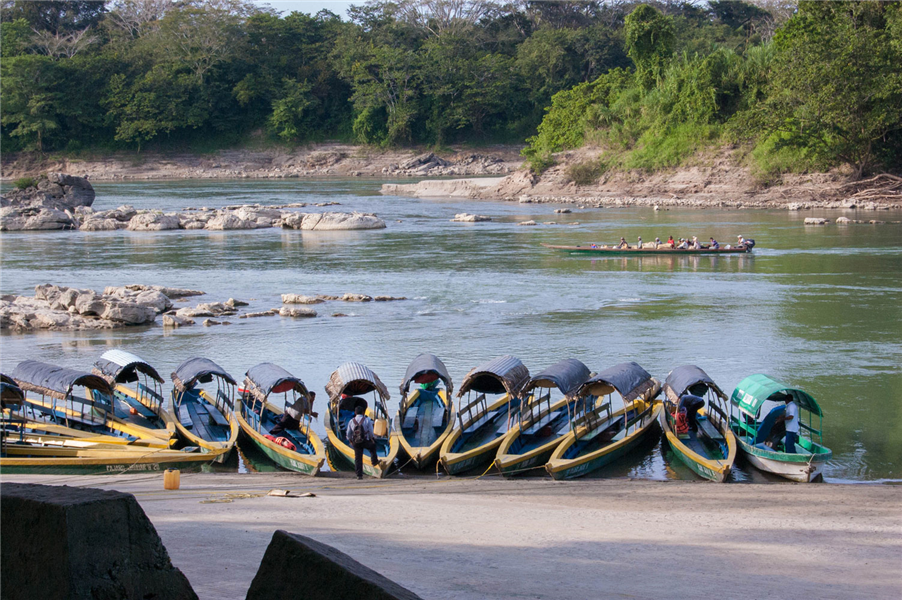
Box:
[400,353,453,397]
[663,365,725,403]
[12,360,113,400]
[458,355,530,398]
[325,362,390,402]
[731,374,822,417]
[522,358,590,397]
[94,349,164,384]
[1,373,25,405]
[245,362,309,399]
[171,357,236,392]
[579,361,656,401]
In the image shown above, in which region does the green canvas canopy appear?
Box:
[730,374,823,417]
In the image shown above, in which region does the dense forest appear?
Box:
[2,1,900,178]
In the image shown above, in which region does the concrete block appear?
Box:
[0,483,197,600]
[246,530,422,600]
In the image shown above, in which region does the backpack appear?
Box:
[349,416,367,445]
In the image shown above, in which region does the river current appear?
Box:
[1,179,900,482]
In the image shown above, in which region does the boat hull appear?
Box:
[660,410,737,483]
[494,396,575,477]
[324,411,399,478]
[0,446,216,475]
[439,394,516,476]
[546,403,662,480]
[236,409,325,476]
[735,436,830,482]
[396,389,454,470]
[542,243,752,255]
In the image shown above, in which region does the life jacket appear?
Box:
[264,434,297,452]
[674,410,690,435]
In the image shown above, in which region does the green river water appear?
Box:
[1,179,899,482]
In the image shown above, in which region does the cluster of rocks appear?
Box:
[282,293,406,304]
[379,152,509,177]
[1,284,201,331]
[805,217,899,225]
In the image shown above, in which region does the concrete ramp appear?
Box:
[246,530,422,600]
[0,483,197,600]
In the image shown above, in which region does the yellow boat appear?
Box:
[660,365,737,482]
[440,356,530,476]
[547,362,662,480]
[394,354,455,470]
[237,363,325,475]
[495,358,591,477]
[93,350,176,443]
[169,357,239,462]
[323,362,399,478]
[10,361,170,448]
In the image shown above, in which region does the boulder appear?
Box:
[74,292,105,316]
[282,294,324,304]
[554,208,572,214]
[239,311,278,318]
[101,302,156,325]
[162,314,194,327]
[0,206,78,231]
[804,217,830,225]
[451,213,491,222]
[282,212,387,231]
[0,483,197,600]
[279,307,317,318]
[341,293,372,302]
[225,298,249,308]
[205,213,257,231]
[399,152,435,170]
[134,290,173,313]
[80,218,127,231]
[0,173,95,211]
[127,212,180,231]
[835,216,852,224]
[519,220,537,226]
[246,530,421,600]
[373,296,406,302]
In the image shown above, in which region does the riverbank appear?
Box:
[3,473,899,600]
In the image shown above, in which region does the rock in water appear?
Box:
[451,213,492,222]
[804,217,830,225]
[0,173,95,210]
[127,213,180,231]
[246,530,421,600]
[0,483,197,600]
[279,307,317,318]
[282,211,386,231]
[0,206,78,231]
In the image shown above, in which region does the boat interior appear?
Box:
[243,398,316,455]
[335,391,392,459]
[452,391,518,453]
[563,386,651,458]
[174,387,232,443]
[738,404,830,456]
[508,390,572,454]
[399,387,449,449]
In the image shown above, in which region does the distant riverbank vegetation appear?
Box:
[2,1,900,179]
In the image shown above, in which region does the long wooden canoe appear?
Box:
[541,243,753,255]
[396,354,455,471]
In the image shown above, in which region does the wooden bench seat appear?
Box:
[208,406,230,428]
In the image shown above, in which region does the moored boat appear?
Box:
[237,363,325,475]
[439,355,530,476]
[93,350,176,443]
[395,354,455,470]
[9,360,170,448]
[541,243,753,255]
[323,362,398,478]
[169,357,239,462]
[495,358,591,477]
[729,374,832,482]
[546,362,662,480]
[660,365,737,482]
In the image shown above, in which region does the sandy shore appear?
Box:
[4,473,899,600]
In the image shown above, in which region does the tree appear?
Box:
[0,55,63,151]
[624,4,675,90]
[268,78,316,141]
[1,1,106,34]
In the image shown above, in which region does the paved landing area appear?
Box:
[3,473,900,599]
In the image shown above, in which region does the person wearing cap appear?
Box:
[676,238,689,249]
[690,236,701,249]
[617,237,629,249]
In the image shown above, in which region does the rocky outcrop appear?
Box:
[451,213,492,222]
[282,294,324,304]
[281,211,386,231]
[204,212,257,230]
[1,173,95,209]
[279,307,317,318]
[127,212,181,231]
[103,284,204,299]
[804,217,830,225]
[0,206,78,231]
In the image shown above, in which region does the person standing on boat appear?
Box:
[776,397,800,453]
[347,404,379,479]
[270,392,318,436]
[637,236,643,248]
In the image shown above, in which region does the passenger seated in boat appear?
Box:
[690,236,701,250]
[617,237,629,249]
[709,237,720,249]
[654,237,662,249]
[678,394,705,432]
[637,236,642,248]
[270,391,318,436]
[676,239,689,249]
[667,235,675,248]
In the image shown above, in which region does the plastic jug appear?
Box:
[163,469,180,490]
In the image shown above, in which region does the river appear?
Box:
[1,179,900,482]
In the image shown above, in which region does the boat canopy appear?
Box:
[12,360,113,400]
[521,358,590,397]
[171,357,236,392]
[578,361,656,401]
[244,363,310,400]
[93,349,164,384]
[400,353,453,397]
[731,374,823,417]
[457,355,530,398]
[1,373,25,406]
[325,362,390,403]
[663,365,726,404]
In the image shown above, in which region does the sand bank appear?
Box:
[3,473,899,600]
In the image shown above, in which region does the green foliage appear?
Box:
[13,177,36,189]
[268,79,316,141]
[624,4,675,90]
[567,159,605,185]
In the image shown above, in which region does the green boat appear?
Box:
[541,243,753,255]
[729,374,832,482]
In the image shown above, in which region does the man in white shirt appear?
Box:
[777,396,800,453]
[346,405,379,479]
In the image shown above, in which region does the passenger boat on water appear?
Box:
[495,358,591,477]
[169,358,239,462]
[541,243,753,255]
[660,365,737,482]
[439,355,530,476]
[394,354,455,470]
[729,374,832,482]
[546,362,662,480]
[93,350,176,443]
[8,361,170,448]
[324,362,398,478]
[1,369,213,474]
[237,363,325,475]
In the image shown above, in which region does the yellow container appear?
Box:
[163,469,180,490]
[374,418,388,437]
